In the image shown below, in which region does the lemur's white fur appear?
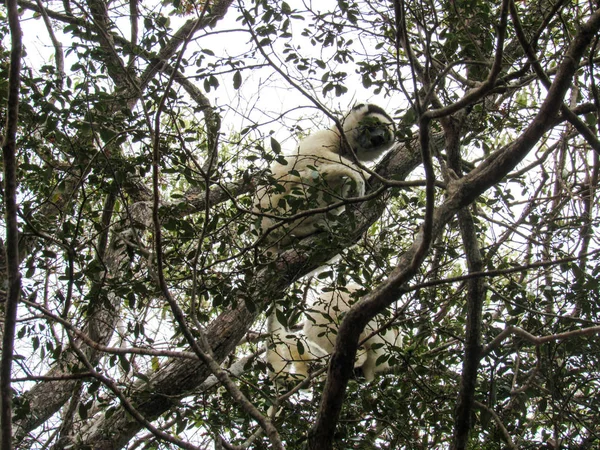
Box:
[267,284,400,383]
[255,104,396,247]
[303,283,400,381]
[266,311,328,381]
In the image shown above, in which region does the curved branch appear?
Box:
[423,0,510,120]
[510,0,600,154]
[473,401,517,450]
[74,126,425,450]
[307,7,600,449]
[482,325,600,357]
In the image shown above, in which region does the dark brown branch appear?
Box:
[450,8,600,209]
[0,1,22,448]
[53,379,84,449]
[482,325,600,357]
[406,248,600,294]
[509,0,600,154]
[439,29,492,444]
[307,54,438,448]
[67,333,203,450]
[423,0,509,120]
[307,7,600,449]
[450,209,486,450]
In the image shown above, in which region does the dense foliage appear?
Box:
[1,0,600,449]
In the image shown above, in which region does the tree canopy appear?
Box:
[1,0,600,449]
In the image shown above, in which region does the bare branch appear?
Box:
[128,0,139,68]
[483,325,600,357]
[34,0,65,84]
[510,0,600,154]
[0,1,22,447]
[450,208,486,450]
[20,298,200,360]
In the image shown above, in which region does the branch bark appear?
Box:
[0,1,22,448]
[307,7,600,449]
[451,209,486,450]
[71,133,425,450]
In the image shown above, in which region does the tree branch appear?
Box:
[67,333,203,450]
[149,17,283,447]
[482,325,600,357]
[12,1,236,443]
[451,208,486,450]
[0,1,22,448]
[34,0,65,84]
[473,401,517,450]
[307,7,600,449]
[509,0,600,154]
[73,127,425,449]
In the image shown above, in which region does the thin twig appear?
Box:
[482,325,600,357]
[66,333,203,450]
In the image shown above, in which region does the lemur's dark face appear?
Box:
[339,103,396,161]
[355,115,394,152]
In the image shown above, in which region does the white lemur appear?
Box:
[255,103,396,247]
[267,283,400,382]
[266,312,329,382]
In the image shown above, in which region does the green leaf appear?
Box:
[270,137,281,154]
[118,354,131,374]
[275,308,288,327]
[233,70,242,90]
[79,401,89,420]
